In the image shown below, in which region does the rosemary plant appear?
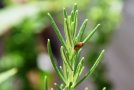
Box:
[45,3,105,90]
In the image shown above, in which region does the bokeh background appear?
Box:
[0,0,133,90]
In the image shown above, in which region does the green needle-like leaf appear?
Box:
[74,50,81,74]
[71,11,75,22]
[75,50,105,87]
[48,13,67,50]
[71,22,75,37]
[83,24,100,43]
[64,18,73,46]
[63,8,68,19]
[59,66,64,76]
[47,39,66,84]
[44,76,48,90]
[74,57,84,82]
[65,17,73,46]
[61,46,73,71]
[73,3,78,13]
[73,10,78,37]
[76,19,88,42]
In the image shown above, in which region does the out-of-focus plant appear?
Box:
[0,0,89,35]
[46,3,105,90]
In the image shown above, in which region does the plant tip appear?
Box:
[102,49,105,53]
[59,66,62,68]
[64,18,67,20]
[103,87,106,90]
[76,10,78,12]
[82,57,85,60]
[98,24,101,26]
[85,19,88,21]
[61,46,63,48]
[44,75,47,79]
[74,3,77,6]
[48,13,50,16]
[47,39,50,42]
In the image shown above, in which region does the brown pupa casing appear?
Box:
[74,42,84,51]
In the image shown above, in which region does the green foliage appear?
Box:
[0,0,88,35]
[46,3,104,90]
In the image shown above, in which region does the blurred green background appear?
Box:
[0,0,123,90]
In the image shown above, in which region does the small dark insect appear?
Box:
[74,42,84,51]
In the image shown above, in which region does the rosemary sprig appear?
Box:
[46,3,105,90]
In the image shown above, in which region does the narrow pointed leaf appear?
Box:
[65,17,73,46]
[71,22,75,37]
[74,50,81,74]
[48,13,67,50]
[60,46,73,71]
[47,39,66,84]
[71,11,74,22]
[63,8,68,18]
[73,10,78,37]
[73,3,78,13]
[83,24,100,43]
[75,50,105,87]
[59,66,64,76]
[44,76,48,90]
[74,57,84,82]
[76,19,88,42]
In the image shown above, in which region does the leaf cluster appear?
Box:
[45,3,104,90]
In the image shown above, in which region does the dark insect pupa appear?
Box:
[74,42,84,51]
